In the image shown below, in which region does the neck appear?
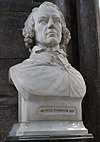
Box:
[36,42,60,50]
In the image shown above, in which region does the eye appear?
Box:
[38,17,48,24]
[54,18,61,24]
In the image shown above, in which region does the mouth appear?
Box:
[46,30,57,36]
[46,29,56,34]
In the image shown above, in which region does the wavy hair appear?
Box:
[22,2,71,51]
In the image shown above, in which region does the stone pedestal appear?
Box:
[5,134,94,142]
[18,95,82,122]
[9,95,88,136]
[9,121,88,136]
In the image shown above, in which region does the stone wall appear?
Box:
[76,1,100,142]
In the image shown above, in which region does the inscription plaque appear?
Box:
[39,106,76,115]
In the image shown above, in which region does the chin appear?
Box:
[46,39,60,47]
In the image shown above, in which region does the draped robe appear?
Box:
[9,46,86,100]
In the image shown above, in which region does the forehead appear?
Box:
[34,7,61,20]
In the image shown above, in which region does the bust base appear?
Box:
[9,121,88,136]
[5,134,94,142]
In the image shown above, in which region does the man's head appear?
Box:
[22,2,71,51]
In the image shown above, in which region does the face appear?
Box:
[34,7,62,47]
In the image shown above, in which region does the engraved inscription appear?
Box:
[39,106,76,115]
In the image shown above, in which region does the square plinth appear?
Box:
[18,95,82,122]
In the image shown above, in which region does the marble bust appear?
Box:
[9,2,86,100]
[9,1,88,136]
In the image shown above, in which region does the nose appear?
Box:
[47,18,55,28]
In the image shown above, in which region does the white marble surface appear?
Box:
[10,46,86,100]
[10,121,88,136]
[18,95,82,122]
